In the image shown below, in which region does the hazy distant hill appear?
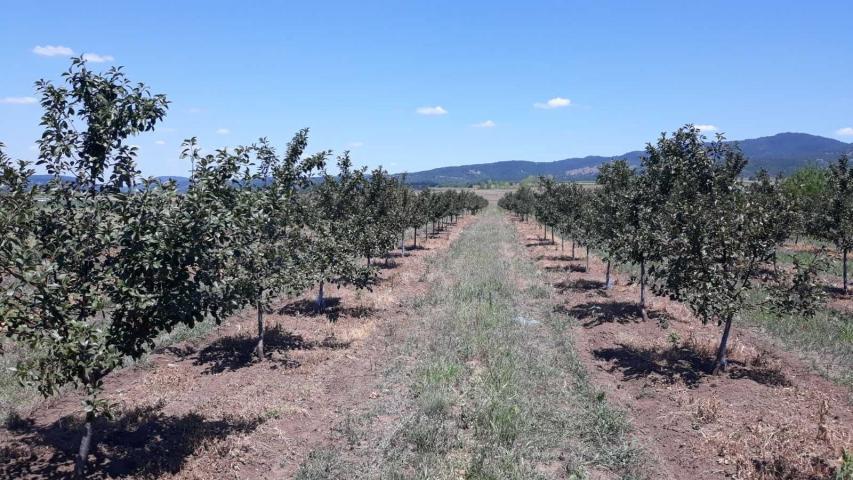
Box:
[24,133,853,188]
[402,133,853,186]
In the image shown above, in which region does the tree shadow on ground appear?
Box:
[545,264,587,273]
[822,285,851,300]
[553,279,604,293]
[536,254,578,262]
[193,324,312,374]
[593,343,711,387]
[277,298,376,323]
[376,259,399,270]
[157,344,197,359]
[592,343,791,388]
[560,301,644,327]
[0,401,262,479]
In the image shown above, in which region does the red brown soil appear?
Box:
[0,218,474,479]
[514,219,853,480]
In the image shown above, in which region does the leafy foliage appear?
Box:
[0,58,486,476]
[501,125,827,374]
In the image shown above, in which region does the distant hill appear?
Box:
[401,133,853,186]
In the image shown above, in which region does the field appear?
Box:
[2,202,851,479]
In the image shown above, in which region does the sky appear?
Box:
[1,0,853,177]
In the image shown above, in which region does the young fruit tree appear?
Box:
[228,132,328,360]
[820,155,853,294]
[593,161,634,290]
[781,164,828,243]
[645,125,821,374]
[0,58,227,476]
[535,177,559,244]
[308,152,377,311]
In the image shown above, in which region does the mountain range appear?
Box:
[25,133,853,188]
[401,132,853,186]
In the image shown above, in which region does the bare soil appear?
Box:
[514,219,853,480]
[0,218,474,480]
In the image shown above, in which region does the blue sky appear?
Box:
[2,0,852,176]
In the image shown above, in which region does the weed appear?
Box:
[294,448,348,480]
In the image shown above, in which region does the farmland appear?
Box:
[2,27,853,480]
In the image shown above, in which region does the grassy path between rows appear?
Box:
[296,207,651,479]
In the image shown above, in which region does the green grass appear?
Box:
[743,289,853,392]
[363,207,649,479]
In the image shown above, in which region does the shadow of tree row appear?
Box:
[277,297,375,322]
[552,300,791,388]
[194,324,352,374]
[1,402,262,479]
[592,342,792,388]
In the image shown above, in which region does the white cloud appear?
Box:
[187,107,205,114]
[347,141,364,148]
[534,97,571,109]
[154,140,166,145]
[835,127,853,137]
[33,45,74,57]
[216,128,230,135]
[416,105,448,116]
[82,52,114,63]
[472,120,496,128]
[695,124,718,132]
[0,96,37,105]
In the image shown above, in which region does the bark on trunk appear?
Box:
[316,281,325,312]
[712,316,734,374]
[413,227,418,248]
[605,260,612,289]
[401,232,406,257]
[572,241,576,259]
[639,259,648,321]
[74,413,94,478]
[255,301,265,361]
[844,248,848,295]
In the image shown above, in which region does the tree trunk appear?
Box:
[400,232,406,257]
[561,235,564,251]
[316,281,325,312]
[413,227,418,248]
[585,246,589,273]
[605,260,612,289]
[74,413,94,478]
[255,300,265,361]
[713,316,734,374]
[639,259,648,321]
[572,241,575,259]
[844,248,849,295]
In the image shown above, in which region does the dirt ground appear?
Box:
[0,217,474,480]
[513,219,853,480]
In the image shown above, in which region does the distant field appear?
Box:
[434,182,597,205]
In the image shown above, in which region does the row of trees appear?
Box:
[500,125,830,377]
[0,58,486,476]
